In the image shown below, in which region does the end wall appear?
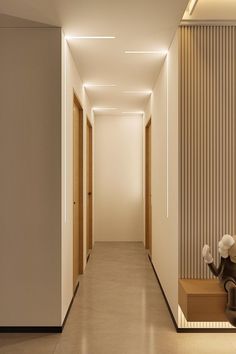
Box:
[94,116,144,242]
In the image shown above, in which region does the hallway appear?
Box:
[1,243,236,354]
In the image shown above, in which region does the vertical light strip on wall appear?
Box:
[166,53,169,218]
[180,26,236,279]
[64,39,67,223]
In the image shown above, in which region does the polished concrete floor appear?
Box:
[1,242,236,354]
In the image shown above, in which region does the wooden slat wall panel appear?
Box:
[180,26,236,279]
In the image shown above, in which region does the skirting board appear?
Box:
[147,254,236,333]
[0,281,80,333]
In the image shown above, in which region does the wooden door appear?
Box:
[86,119,93,256]
[145,120,152,256]
[73,94,83,291]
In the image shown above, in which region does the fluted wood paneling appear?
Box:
[180,26,236,279]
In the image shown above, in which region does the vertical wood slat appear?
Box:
[180,26,236,279]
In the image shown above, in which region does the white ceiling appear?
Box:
[183,0,236,21]
[0,0,189,114]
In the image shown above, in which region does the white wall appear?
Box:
[94,116,143,242]
[145,31,179,322]
[61,33,94,323]
[0,27,61,326]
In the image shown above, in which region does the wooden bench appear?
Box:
[179,279,228,321]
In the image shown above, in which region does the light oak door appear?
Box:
[73,95,83,291]
[86,119,93,257]
[145,120,152,256]
[73,101,80,290]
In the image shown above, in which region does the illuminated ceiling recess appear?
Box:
[65,36,116,40]
[84,84,117,88]
[124,50,168,55]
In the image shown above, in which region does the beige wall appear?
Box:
[145,31,179,322]
[0,27,94,327]
[61,33,93,322]
[0,27,61,326]
[94,116,144,242]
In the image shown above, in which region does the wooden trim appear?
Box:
[86,118,93,254]
[73,92,84,284]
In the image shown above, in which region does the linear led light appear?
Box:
[125,50,168,55]
[122,111,144,114]
[93,107,118,111]
[84,84,116,88]
[65,36,115,40]
[123,90,152,95]
[188,0,198,15]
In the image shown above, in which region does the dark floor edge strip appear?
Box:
[0,327,62,333]
[147,254,179,332]
[147,254,236,333]
[62,280,80,330]
[0,281,80,333]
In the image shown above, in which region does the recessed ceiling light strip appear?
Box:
[123,90,152,94]
[93,107,118,111]
[65,36,115,40]
[188,0,198,15]
[125,50,168,55]
[84,84,116,88]
[122,111,144,114]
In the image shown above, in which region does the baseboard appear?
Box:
[147,254,179,331]
[147,254,236,333]
[0,281,80,333]
[0,326,62,333]
[62,280,80,329]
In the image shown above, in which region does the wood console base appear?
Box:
[179,279,228,322]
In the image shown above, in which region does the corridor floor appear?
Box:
[1,242,236,354]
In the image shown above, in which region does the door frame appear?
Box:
[145,118,152,254]
[86,118,93,255]
[73,91,84,286]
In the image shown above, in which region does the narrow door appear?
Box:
[86,119,93,257]
[145,120,152,256]
[73,94,83,291]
